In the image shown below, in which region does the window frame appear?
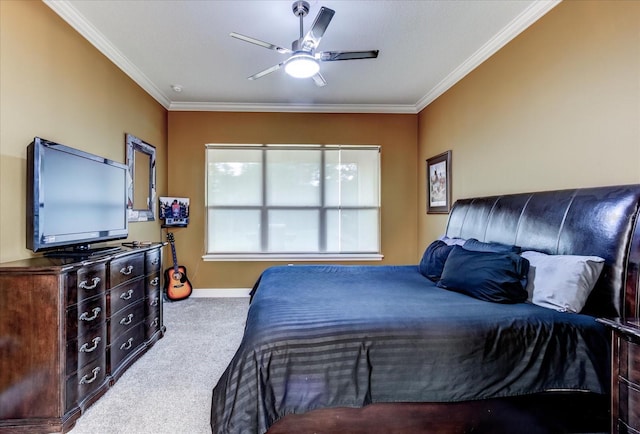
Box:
[203,144,383,262]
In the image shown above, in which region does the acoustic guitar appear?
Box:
[164,232,192,301]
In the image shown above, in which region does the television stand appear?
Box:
[44,245,122,258]
[0,244,165,433]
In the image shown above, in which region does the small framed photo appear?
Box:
[426,150,452,214]
[159,196,190,227]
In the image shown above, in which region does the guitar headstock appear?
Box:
[167,232,175,244]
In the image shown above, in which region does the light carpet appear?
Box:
[68,297,249,434]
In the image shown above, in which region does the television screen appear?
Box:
[27,137,128,254]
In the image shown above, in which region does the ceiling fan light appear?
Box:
[285,53,319,78]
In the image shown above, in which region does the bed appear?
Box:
[211,184,640,434]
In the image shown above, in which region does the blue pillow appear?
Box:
[437,246,529,303]
[463,238,521,254]
[419,240,455,282]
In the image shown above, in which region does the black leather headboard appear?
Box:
[445,184,640,319]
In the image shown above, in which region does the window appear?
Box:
[205,144,381,260]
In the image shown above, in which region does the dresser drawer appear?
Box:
[146,271,161,298]
[109,299,144,341]
[66,262,107,305]
[147,283,161,310]
[619,380,640,431]
[66,293,107,338]
[146,249,162,274]
[619,336,640,432]
[110,278,145,316]
[145,282,162,340]
[110,254,144,287]
[65,324,107,374]
[65,356,107,412]
[146,291,161,318]
[620,336,640,385]
[109,322,145,372]
[145,311,161,339]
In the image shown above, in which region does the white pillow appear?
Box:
[520,251,605,313]
[439,235,466,246]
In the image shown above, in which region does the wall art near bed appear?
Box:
[426,150,452,214]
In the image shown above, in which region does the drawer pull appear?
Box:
[79,367,100,385]
[151,317,159,328]
[79,307,101,322]
[79,337,102,353]
[120,337,134,350]
[79,277,101,290]
[150,277,159,287]
[120,289,134,300]
[151,258,160,265]
[119,313,134,325]
[150,296,159,307]
[120,265,134,275]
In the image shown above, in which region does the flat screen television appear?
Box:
[27,137,128,256]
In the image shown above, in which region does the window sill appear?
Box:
[202,253,384,262]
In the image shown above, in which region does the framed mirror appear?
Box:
[126,133,156,222]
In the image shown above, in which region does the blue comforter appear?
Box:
[210,265,609,434]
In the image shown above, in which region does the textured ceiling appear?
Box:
[45,0,559,113]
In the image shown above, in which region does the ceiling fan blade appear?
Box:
[301,7,335,50]
[248,62,285,80]
[311,73,327,87]
[230,32,291,54]
[319,50,379,61]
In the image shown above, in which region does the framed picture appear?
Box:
[159,196,190,227]
[426,150,452,214]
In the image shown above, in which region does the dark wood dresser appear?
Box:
[0,244,165,433]
[597,318,640,434]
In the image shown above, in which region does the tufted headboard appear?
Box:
[445,184,640,320]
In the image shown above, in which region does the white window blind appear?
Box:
[205,144,381,259]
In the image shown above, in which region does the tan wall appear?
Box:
[168,111,418,289]
[0,1,167,263]
[3,0,637,288]
[418,0,640,252]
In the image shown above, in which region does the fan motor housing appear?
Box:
[291,39,311,53]
[292,1,310,17]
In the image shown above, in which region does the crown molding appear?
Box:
[169,101,418,114]
[414,0,561,112]
[43,0,171,109]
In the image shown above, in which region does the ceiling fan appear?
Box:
[230,1,379,87]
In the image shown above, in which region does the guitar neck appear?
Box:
[170,242,179,272]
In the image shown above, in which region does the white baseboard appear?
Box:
[191,288,251,298]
